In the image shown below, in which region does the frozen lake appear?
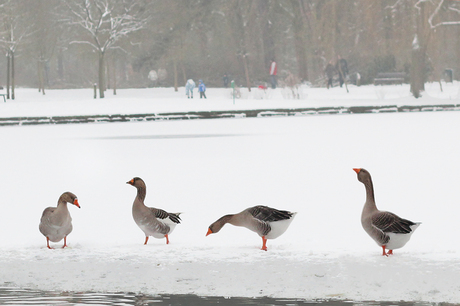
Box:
[0,85,459,304]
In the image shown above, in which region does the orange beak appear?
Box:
[74,199,81,208]
[206,228,213,236]
[126,179,134,185]
[353,168,361,174]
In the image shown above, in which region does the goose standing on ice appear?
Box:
[39,192,80,249]
[127,177,181,245]
[206,205,296,251]
[353,168,421,256]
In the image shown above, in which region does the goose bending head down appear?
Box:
[127,177,181,245]
[206,205,296,251]
[353,168,421,256]
[39,192,80,249]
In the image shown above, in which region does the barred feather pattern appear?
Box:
[150,208,181,224]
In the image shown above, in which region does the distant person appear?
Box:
[223,74,229,88]
[325,61,336,89]
[198,79,207,99]
[148,70,158,87]
[269,59,277,89]
[185,79,195,99]
[336,55,349,87]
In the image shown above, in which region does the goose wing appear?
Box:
[39,207,55,234]
[247,205,293,222]
[149,207,181,224]
[372,211,416,234]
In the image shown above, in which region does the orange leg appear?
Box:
[62,236,68,249]
[46,237,53,249]
[144,236,149,245]
[165,234,170,244]
[388,249,393,255]
[381,245,389,256]
[261,236,268,251]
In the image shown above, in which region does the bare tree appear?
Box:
[225,0,260,92]
[64,0,149,98]
[428,0,460,28]
[0,0,33,99]
[30,0,62,95]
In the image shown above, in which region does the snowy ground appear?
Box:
[0,82,459,118]
[0,83,459,303]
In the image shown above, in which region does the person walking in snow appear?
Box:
[336,55,349,88]
[185,79,195,98]
[325,60,336,89]
[269,59,277,89]
[198,79,207,99]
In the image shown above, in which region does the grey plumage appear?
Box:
[39,191,80,249]
[353,168,420,255]
[206,205,296,251]
[127,177,181,245]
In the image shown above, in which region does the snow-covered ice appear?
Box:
[0,83,459,303]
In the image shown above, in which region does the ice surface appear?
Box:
[0,83,459,303]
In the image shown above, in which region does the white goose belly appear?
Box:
[385,223,421,250]
[138,219,177,239]
[265,213,297,239]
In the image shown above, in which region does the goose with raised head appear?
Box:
[127,177,181,245]
[206,205,296,251]
[39,192,80,249]
[353,168,421,256]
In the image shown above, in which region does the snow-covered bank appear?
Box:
[0,85,459,303]
[1,246,458,302]
[0,82,459,118]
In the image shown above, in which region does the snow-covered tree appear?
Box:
[389,0,460,98]
[64,0,149,98]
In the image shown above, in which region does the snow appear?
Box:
[0,83,459,303]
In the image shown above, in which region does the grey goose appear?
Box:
[39,192,80,249]
[206,205,296,251]
[127,177,181,245]
[353,168,421,256]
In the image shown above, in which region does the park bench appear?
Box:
[374,72,406,85]
[0,86,6,102]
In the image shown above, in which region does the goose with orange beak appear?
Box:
[127,177,181,245]
[353,168,421,256]
[206,205,296,251]
[39,191,80,249]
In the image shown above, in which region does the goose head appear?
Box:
[126,177,146,188]
[60,191,80,208]
[353,168,372,184]
[206,215,233,236]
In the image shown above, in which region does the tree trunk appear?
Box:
[242,55,251,92]
[6,52,10,100]
[410,2,429,99]
[410,39,423,98]
[173,58,178,92]
[291,0,309,82]
[112,55,117,95]
[181,63,187,85]
[42,61,46,95]
[58,49,64,80]
[11,51,15,100]
[106,59,111,90]
[38,59,45,95]
[98,52,105,98]
[38,61,41,93]
[259,1,275,68]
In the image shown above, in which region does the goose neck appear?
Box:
[136,186,146,202]
[363,179,377,211]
